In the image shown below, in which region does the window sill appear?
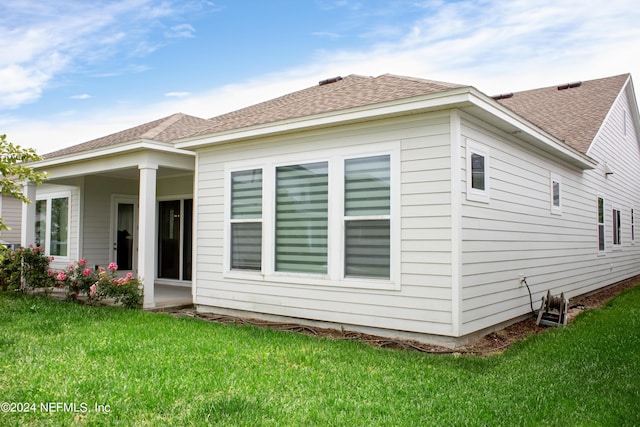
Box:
[224,270,400,291]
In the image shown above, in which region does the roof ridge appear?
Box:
[139,113,186,140]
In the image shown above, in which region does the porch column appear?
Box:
[138,164,157,308]
[20,181,37,248]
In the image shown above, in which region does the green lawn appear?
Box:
[1,286,639,426]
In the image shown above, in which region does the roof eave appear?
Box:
[31,139,196,169]
[174,87,476,150]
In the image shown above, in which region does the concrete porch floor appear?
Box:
[152,284,193,310]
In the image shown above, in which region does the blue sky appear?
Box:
[2,0,639,154]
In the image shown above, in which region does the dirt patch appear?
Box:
[169,279,639,356]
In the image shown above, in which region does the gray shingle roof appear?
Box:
[42,73,630,160]
[495,74,629,153]
[43,113,212,159]
[185,74,466,138]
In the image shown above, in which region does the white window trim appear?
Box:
[631,207,636,245]
[36,190,72,261]
[612,205,622,250]
[597,194,606,256]
[465,138,490,203]
[550,173,562,215]
[223,143,400,291]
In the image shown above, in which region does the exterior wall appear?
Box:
[82,175,138,268]
[0,196,23,245]
[459,89,640,335]
[194,112,456,338]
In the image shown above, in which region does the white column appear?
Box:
[20,182,37,248]
[138,165,157,309]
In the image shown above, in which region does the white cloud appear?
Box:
[165,92,191,98]
[4,0,640,154]
[70,94,91,100]
[165,24,196,39]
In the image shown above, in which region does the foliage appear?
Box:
[0,284,639,426]
[55,258,98,301]
[94,262,143,309]
[0,245,55,291]
[0,134,47,231]
[55,261,143,308]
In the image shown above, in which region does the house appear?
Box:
[20,73,640,346]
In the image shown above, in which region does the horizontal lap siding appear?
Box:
[1,196,22,244]
[82,176,138,268]
[195,112,455,336]
[460,90,640,334]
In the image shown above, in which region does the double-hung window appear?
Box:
[597,196,605,253]
[613,208,622,247]
[226,150,396,287]
[230,169,263,270]
[35,194,70,258]
[550,174,561,214]
[344,155,390,279]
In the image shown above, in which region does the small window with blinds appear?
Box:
[230,169,263,270]
[275,162,329,274]
[344,155,390,279]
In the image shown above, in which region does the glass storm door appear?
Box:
[113,199,137,272]
[158,199,193,281]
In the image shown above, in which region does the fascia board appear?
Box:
[30,139,195,170]
[174,88,475,150]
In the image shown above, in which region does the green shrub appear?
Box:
[0,245,55,291]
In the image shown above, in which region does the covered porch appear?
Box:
[22,145,197,309]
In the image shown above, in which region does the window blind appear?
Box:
[275,162,328,274]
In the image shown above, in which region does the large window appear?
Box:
[35,195,70,257]
[226,151,396,287]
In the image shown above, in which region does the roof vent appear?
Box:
[557,81,582,90]
[319,76,343,86]
[492,93,513,100]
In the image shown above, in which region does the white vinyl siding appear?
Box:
[198,112,455,337]
[460,86,640,335]
[0,196,23,245]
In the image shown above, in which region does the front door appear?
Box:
[112,196,138,272]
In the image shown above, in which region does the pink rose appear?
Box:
[107,262,118,271]
[56,271,67,281]
[79,259,87,266]
[82,268,92,277]
[89,284,97,298]
[125,272,133,280]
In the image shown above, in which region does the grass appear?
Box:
[1,286,639,426]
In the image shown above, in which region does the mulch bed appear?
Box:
[169,278,639,356]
